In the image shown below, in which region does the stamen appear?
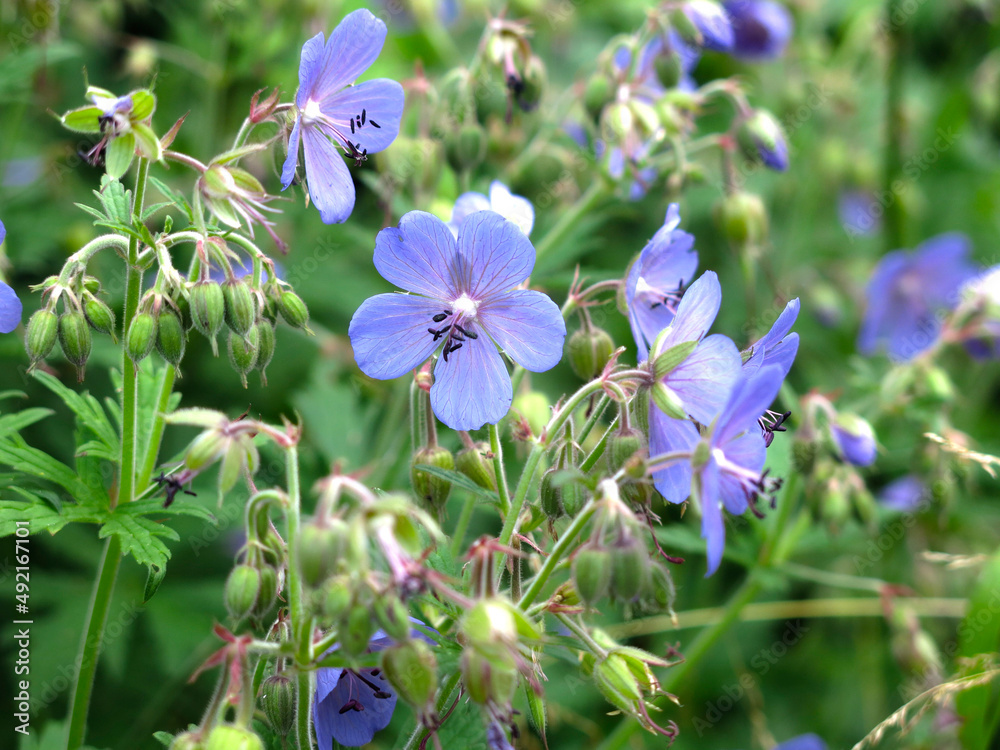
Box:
[432,312,449,323]
[361,108,366,125]
[339,698,364,713]
[758,409,792,447]
[350,118,355,134]
[370,119,381,128]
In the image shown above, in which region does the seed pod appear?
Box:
[713,191,768,250]
[584,72,613,122]
[381,640,438,710]
[155,309,186,367]
[276,290,310,330]
[83,295,117,340]
[342,602,378,658]
[58,311,92,379]
[573,546,612,605]
[223,279,256,336]
[254,319,276,384]
[125,311,157,365]
[227,327,260,388]
[445,123,485,173]
[540,468,564,519]
[566,327,614,380]
[410,445,454,517]
[321,575,352,620]
[455,442,497,491]
[609,535,650,602]
[259,673,295,736]
[25,309,59,367]
[189,281,225,354]
[606,427,647,474]
[253,564,278,617]
[224,564,261,621]
[298,521,346,589]
[203,725,264,750]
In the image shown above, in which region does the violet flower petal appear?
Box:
[314,668,399,747]
[0,281,22,334]
[308,9,388,104]
[349,293,444,379]
[715,367,784,447]
[488,181,534,237]
[431,330,512,430]
[700,459,726,576]
[373,211,459,299]
[649,410,700,504]
[301,125,355,224]
[457,211,536,301]
[479,290,566,372]
[280,118,302,190]
[294,31,328,109]
[666,333,741,425]
[663,270,722,348]
[716,431,766,514]
[324,79,405,154]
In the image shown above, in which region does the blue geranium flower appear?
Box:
[282,9,404,224]
[774,734,827,750]
[830,413,877,467]
[723,0,793,60]
[624,204,699,362]
[878,475,924,512]
[449,181,534,238]
[0,220,23,334]
[684,0,735,51]
[349,210,566,431]
[743,298,799,378]
[314,620,435,748]
[858,233,978,361]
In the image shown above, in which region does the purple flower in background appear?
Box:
[349,210,565,431]
[878,475,924,512]
[282,9,404,224]
[839,190,880,237]
[314,619,435,747]
[858,233,978,361]
[774,735,827,750]
[684,0,735,51]
[0,220,22,334]
[738,110,789,171]
[449,181,534,238]
[723,0,793,60]
[625,204,699,361]
[830,414,877,467]
[743,298,800,378]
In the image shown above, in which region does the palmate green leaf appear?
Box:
[32,371,119,456]
[0,442,109,508]
[99,512,178,569]
[0,407,53,439]
[118,496,214,523]
[148,176,193,221]
[413,464,501,506]
[0,498,66,535]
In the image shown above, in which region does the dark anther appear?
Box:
[370,119,381,128]
[370,669,380,676]
[759,409,792,447]
[374,690,392,699]
[427,327,446,341]
[432,312,449,323]
[350,118,355,134]
[361,108,366,125]
[443,342,463,362]
[339,699,364,714]
[154,471,196,508]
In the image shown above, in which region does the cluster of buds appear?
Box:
[482,17,545,115]
[224,496,286,622]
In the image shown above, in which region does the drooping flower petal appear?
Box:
[744,298,800,376]
[281,118,302,190]
[301,125,355,224]
[450,192,491,231]
[307,9,388,104]
[294,32,328,109]
[431,331,513,430]
[699,459,726,576]
[774,734,827,750]
[324,79,405,154]
[373,211,459,299]
[479,290,565,372]
[878,475,924,512]
[649,410,700,504]
[662,270,722,348]
[714,366,784,447]
[349,294,444,379]
[456,212,536,301]
[724,0,793,60]
[666,334,741,424]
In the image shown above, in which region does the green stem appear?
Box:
[451,492,477,559]
[66,157,150,750]
[136,364,176,493]
[65,537,122,750]
[488,422,512,517]
[883,0,908,252]
[519,499,597,608]
[533,181,608,268]
[284,445,313,749]
[400,670,463,750]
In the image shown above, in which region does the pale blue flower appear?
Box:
[449,181,534,238]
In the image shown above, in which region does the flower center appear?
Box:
[426,300,481,363]
[302,98,323,124]
[636,276,685,313]
[453,293,479,318]
[337,668,393,714]
[757,409,791,448]
[711,447,784,517]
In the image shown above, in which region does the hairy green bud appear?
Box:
[566,327,614,380]
[573,546,612,605]
[125,311,157,365]
[203,725,264,750]
[190,281,226,354]
[227,327,260,388]
[223,279,256,336]
[277,291,310,331]
[381,640,438,710]
[410,445,454,516]
[455,442,497,491]
[156,309,186,366]
[25,309,59,367]
[254,319,276,383]
[224,564,261,621]
[83,295,117,340]
[58,311,92,379]
[259,673,295,736]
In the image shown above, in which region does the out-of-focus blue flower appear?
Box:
[774,734,827,750]
[858,233,978,361]
[839,190,880,237]
[830,413,877,467]
[878,475,925,512]
[684,0,735,51]
[743,298,799,378]
[625,204,699,362]
[449,181,534,238]
[0,219,22,334]
[349,210,565,431]
[723,0,793,60]
[738,110,788,171]
[282,9,404,224]
[647,272,742,512]
[314,619,435,748]
[656,365,787,575]
[959,264,1000,358]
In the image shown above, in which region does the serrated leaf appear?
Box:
[0,390,27,402]
[413,464,501,505]
[141,201,175,221]
[32,371,119,454]
[152,731,174,747]
[75,440,119,462]
[0,407,53,439]
[98,180,131,224]
[148,176,193,220]
[99,513,176,569]
[118,497,214,522]
[0,499,67,535]
[73,202,110,222]
[0,443,108,507]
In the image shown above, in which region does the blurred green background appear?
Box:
[2,0,1000,748]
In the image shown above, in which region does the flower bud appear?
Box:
[410,445,454,516]
[228,327,260,388]
[83,295,117,340]
[517,55,545,111]
[445,123,486,173]
[713,191,769,249]
[584,73,614,121]
[223,279,256,336]
[184,430,226,472]
[342,601,378,657]
[321,575,352,620]
[609,534,650,602]
[168,731,204,750]
[259,673,295,736]
[594,653,643,709]
[156,309,186,367]
[381,639,438,711]
[631,387,650,435]
[738,110,789,171]
[25,309,59,367]
[539,467,564,519]
[540,467,587,520]
[58,311,92,378]
[125,311,157,365]
[373,595,413,643]
[277,290,310,331]
[254,320,276,383]
[830,413,877,467]
[455,442,497,491]
[654,49,684,89]
[203,725,264,750]
[253,564,279,618]
[298,520,347,589]
[566,327,614,380]
[573,546,612,605]
[190,281,226,354]
[462,647,518,707]
[224,563,261,621]
[607,427,647,474]
[648,563,677,614]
